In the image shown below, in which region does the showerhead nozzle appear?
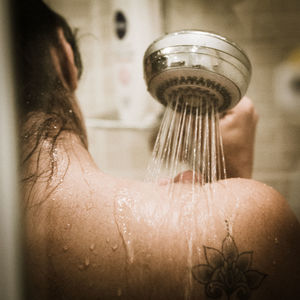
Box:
[143,30,251,114]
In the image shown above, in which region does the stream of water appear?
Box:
[146,94,227,191]
[114,94,237,299]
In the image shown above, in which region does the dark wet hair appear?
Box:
[13,0,87,199]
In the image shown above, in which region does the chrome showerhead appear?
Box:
[143,30,251,114]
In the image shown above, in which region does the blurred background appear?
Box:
[0,1,300,298]
[43,0,300,219]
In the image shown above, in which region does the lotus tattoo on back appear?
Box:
[192,234,267,299]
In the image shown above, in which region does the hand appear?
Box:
[220,96,259,178]
[158,96,258,185]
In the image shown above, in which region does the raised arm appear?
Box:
[220,96,259,179]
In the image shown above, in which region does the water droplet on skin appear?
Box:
[112,244,118,251]
[114,191,135,263]
[78,258,90,271]
[69,109,73,113]
[89,244,95,251]
[274,237,279,244]
[63,245,69,252]
[85,202,94,210]
[53,125,57,129]
[85,257,90,267]
[106,238,110,243]
[64,223,71,230]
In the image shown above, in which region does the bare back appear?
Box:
[24,137,300,300]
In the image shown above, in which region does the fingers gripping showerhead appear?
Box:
[143,30,252,114]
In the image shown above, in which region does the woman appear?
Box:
[16,1,300,299]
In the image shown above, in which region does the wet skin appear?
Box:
[24,133,300,300]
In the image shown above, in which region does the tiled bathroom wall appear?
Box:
[45,0,163,179]
[46,0,300,218]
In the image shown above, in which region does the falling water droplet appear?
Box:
[89,243,95,251]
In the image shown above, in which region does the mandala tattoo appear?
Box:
[192,234,267,300]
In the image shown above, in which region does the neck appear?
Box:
[20,114,98,208]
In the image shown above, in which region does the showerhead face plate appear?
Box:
[143,30,252,113]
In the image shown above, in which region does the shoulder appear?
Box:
[223,178,298,224]
[123,178,300,299]
[211,178,300,250]
[215,178,300,299]
[213,177,293,214]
